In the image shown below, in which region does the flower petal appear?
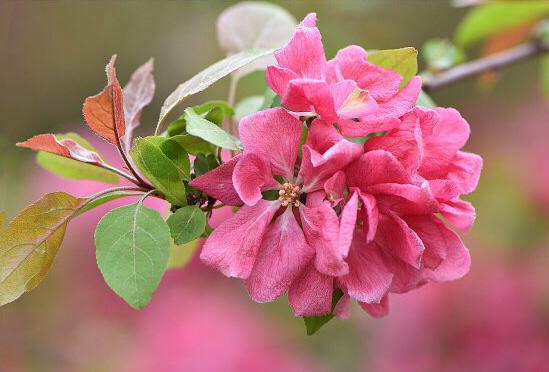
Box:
[327,45,402,101]
[337,232,393,304]
[282,79,336,119]
[300,202,349,276]
[266,65,299,97]
[233,153,277,206]
[288,264,333,316]
[447,151,483,194]
[200,200,278,279]
[190,156,242,206]
[246,209,314,303]
[376,211,425,269]
[440,198,476,233]
[239,108,301,179]
[275,14,327,80]
[406,214,471,282]
[358,191,379,242]
[359,295,389,318]
[346,150,410,189]
[339,191,359,257]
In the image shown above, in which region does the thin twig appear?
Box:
[98,163,141,184]
[423,39,549,92]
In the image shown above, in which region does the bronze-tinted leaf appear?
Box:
[123,59,155,149]
[82,55,126,144]
[0,192,85,306]
[17,133,103,165]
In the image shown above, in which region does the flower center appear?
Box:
[278,182,302,207]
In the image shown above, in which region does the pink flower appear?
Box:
[330,107,481,316]
[365,107,482,232]
[266,13,422,137]
[190,108,362,308]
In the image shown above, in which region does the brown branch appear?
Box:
[422,39,549,92]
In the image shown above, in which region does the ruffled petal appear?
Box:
[289,264,333,316]
[359,294,389,318]
[447,151,483,194]
[339,191,359,257]
[324,171,346,206]
[246,209,314,303]
[282,79,336,120]
[239,108,301,179]
[189,156,242,206]
[265,65,299,97]
[233,153,277,206]
[337,116,400,137]
[353,76,421,127]
[300,202,349,276]
[200,200,278,279]
[376,211,425,269]
[337,232,393,304]
[440,198,476,233]
[346,150,411,189]
[327,45,402,101]
[419,107,471,178]
[275,14,327,80]
[406,215,471,282]
[357,191,379,242]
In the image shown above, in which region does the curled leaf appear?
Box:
[83,55,126,144]
[17,133,103,165]
[18,133,120,184]
[157,48,275,131]
[0,192,85,306]
[123,58,156,149]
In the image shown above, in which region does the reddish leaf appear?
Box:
[82,55,126,144]
[123,58,155,149]
[17,134,103,165]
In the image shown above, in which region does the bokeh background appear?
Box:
[1,1,549,371]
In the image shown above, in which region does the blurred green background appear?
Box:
[1,1,549,371]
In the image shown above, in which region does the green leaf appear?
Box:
[157,48,275,131]
[184,108,241,150]
[166,206,206,245]
[76,190,143,216]
[422,38,466,72]
[130,136,189,206]
[35,133,119,184]
[368,47,418,85]
[170,134,216,156]
[95,202,171,309]
[0,211,5,232]
[194,154,219,177]
[417,90,437,108]
[303,288,344,336]
[0,192,85,306]
[455,1,549,47]
[167,239,199,269]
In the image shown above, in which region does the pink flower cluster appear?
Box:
[190,14,482,317]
